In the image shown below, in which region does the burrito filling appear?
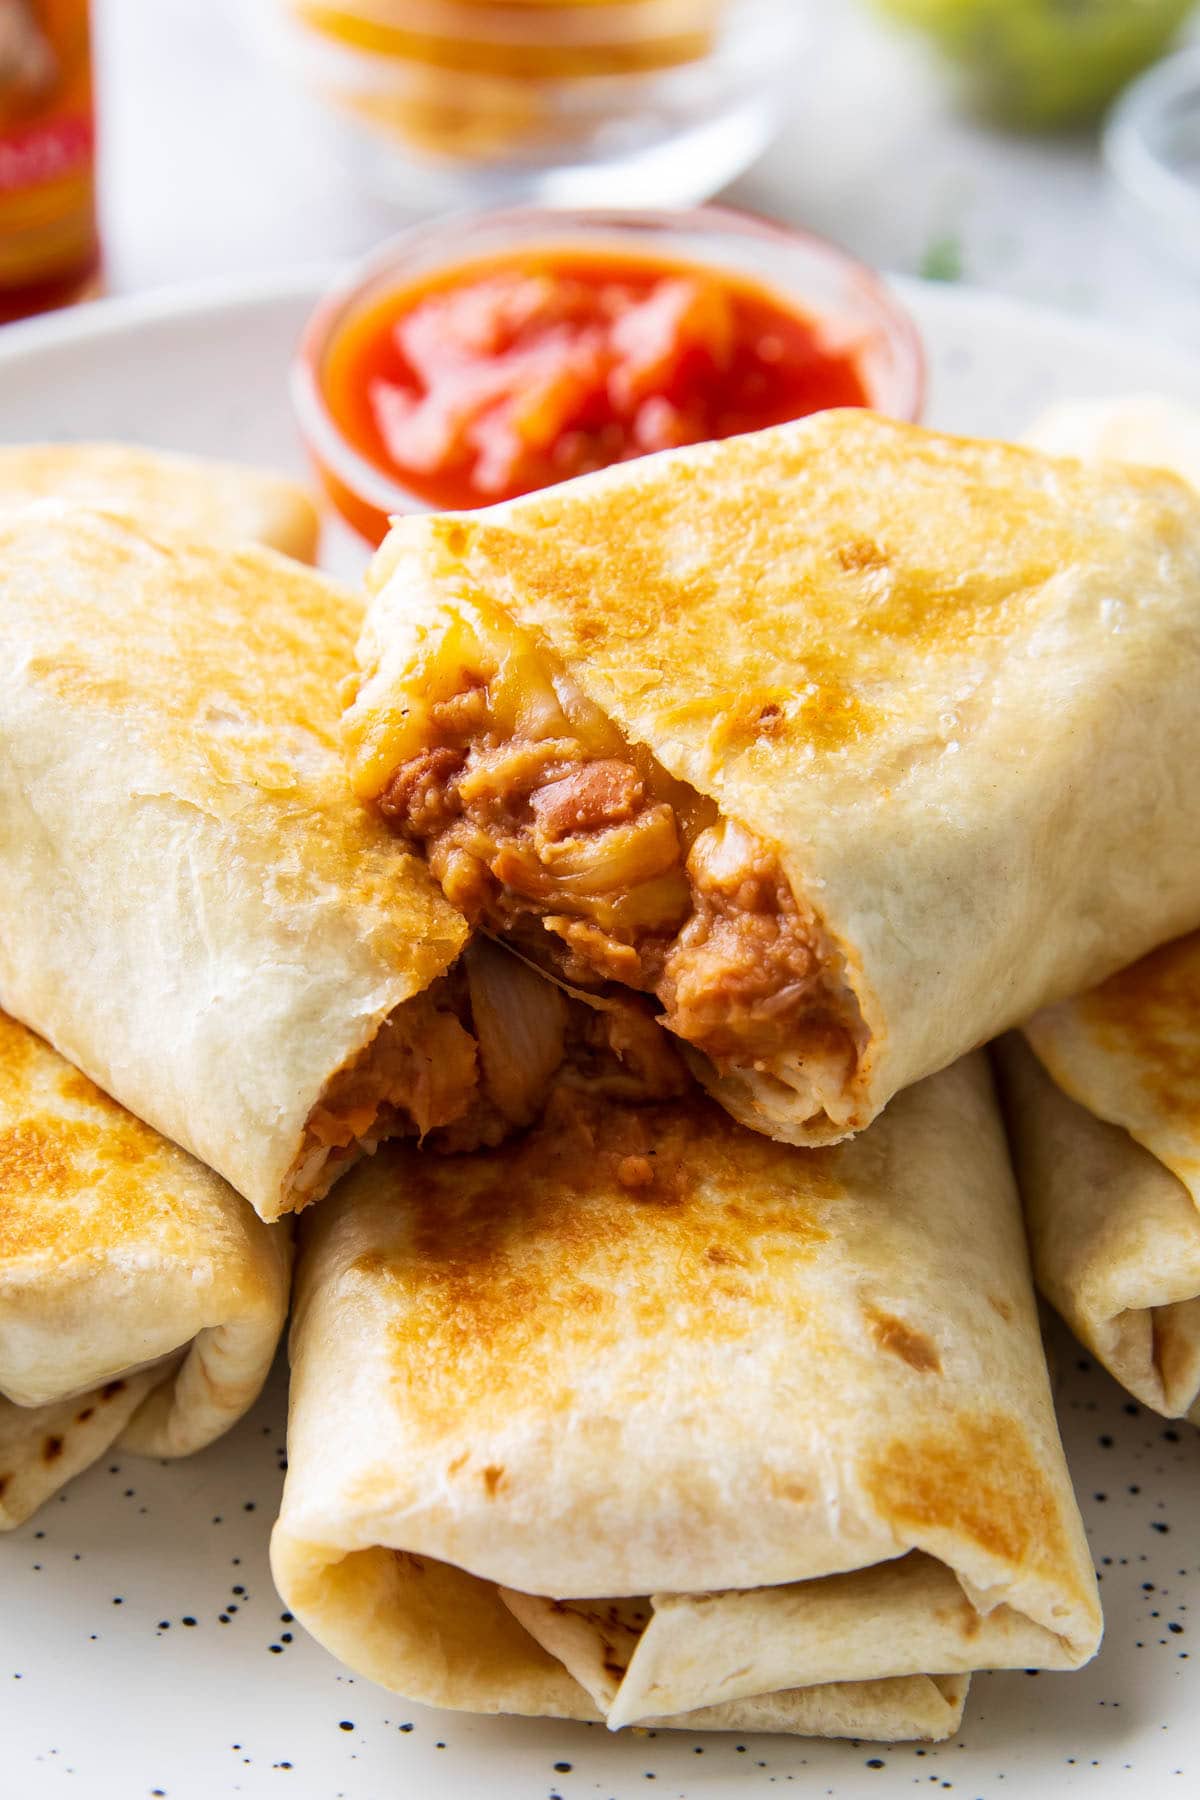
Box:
[354,598,862,1108]
[289,938,685,1205]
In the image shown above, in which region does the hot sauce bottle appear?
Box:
[0,0,99,325]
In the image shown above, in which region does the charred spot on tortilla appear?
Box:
[378,1089,834,1435]
[863,1306,942,1374]
[836,537,889,573]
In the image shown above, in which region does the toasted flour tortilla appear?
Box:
[346,409,1200,1148]
[0,441,319,561]
[0,504,471,1219]
[0,1012,289,1529]
[271,1054,1099,1734]
[271,1543,969,1739]
[1002,944,1200,1420]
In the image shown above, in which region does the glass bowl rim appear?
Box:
[292,200,927,523]
[1104,46,1200,251]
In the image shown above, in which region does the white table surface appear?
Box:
[92,0,1200,353]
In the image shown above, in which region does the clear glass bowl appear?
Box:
[262,0,804,209]
[294,203,926,544]
[1104,46,1200,278]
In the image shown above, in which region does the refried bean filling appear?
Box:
[288,939,686,1208]
[367,602,857,1086]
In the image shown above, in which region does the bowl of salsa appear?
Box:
[295,205,925,544]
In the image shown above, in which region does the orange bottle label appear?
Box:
[0,0,98,317]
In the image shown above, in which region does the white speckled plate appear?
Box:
[0,273,1198,1799]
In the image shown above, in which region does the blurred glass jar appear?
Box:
[0,0,99,324]
[873,0,1195,131]
[262,0,802,208]
[1105,46,1200,278]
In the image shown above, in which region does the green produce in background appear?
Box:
[873,0,1196,128]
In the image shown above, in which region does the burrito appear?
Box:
[0,1012,289,1530]
[271,1053,1100,1737]
[998,944,1200,1421]
[0,502,683,1219]
[0,441,320,561]
[344,408,1200,1148]
[0,504,512,1220]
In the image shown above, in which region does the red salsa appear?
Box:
[319,248,870,517]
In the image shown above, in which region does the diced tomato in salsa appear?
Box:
[321,249,870,513]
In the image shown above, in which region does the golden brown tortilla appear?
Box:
[0,1012,289,1529]
[1002,943,1200,1419]
[272,1054,1098,1734]
[0,441,319,561]
[0,504,469,1219]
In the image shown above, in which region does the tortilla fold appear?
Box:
[0,441,319,561]
[346,409,1200,1147]
[1000,948,1200,1420]
[271,1054,1099,1734]
[0,1013,289,1530]
[273,1540,970,1739]
[0,504,471,1219]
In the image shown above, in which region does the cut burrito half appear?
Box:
[998,940,1200,1421]
[271,1053,1100,1737]
[344,408,1200,1147]
[0,1012,289,1530]
[0,506,684,1219]
[0,440,320,561]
